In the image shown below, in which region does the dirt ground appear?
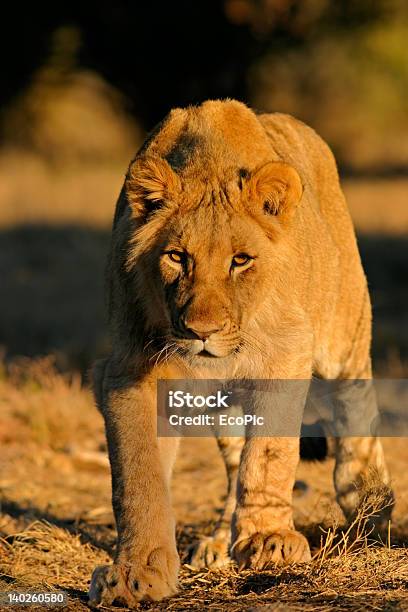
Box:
[1,359,408,611]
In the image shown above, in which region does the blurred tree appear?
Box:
[226,0,400,37]
[1,1,253,129]
[0,0,398,126]
[1,0,407,168]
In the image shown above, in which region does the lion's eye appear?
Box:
[167,250,186,265]
[232,253,252,267]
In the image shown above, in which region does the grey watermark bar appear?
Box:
[157,378,408,437]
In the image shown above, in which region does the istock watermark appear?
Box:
[157,378,408,438]
[168,389,232,409]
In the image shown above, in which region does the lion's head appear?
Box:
[118,100,303,368]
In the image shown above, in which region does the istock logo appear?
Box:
[168,390,231,409]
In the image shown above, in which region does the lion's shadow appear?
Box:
[0,224,110,374]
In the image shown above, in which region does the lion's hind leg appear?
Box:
[331,362,393,532]
[189,435,244,569]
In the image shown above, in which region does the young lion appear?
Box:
[88,100,391,607]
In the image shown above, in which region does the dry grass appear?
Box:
[314,472,395,564]
[1,521,109,591]
[2,522,408,611]
[0,356,103,450]
[1,360,408,610]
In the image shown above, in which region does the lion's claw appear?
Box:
[89,554,179,608]
[233,529,311,570]
[189,535,231,569]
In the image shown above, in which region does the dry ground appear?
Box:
[0,140,407,610]
[1,360,408,611]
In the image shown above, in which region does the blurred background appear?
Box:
[1,5,408,604]
[0,0,407,376]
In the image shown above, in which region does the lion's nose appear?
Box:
[181,319,226,341]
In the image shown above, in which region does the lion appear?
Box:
[88,100,391,607]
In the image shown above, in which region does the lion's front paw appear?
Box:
[189,535,231,569]
[88,550,179,607]
[232,529,311,570]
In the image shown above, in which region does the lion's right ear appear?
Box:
[125,157,181,218]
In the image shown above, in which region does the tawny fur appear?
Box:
[88,100,391,607]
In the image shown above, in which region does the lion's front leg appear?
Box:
[231,378,311,569]
[88,365,179,607]
[232,435,311,569]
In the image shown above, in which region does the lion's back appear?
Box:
[258,111,370,377]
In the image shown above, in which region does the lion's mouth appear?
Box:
[191,342,238,359]
[176,340,236,359]
[197,349,218,358]
[170,334,240,359]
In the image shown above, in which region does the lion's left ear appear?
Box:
[126,156,181,218]
[243,161,303,225]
